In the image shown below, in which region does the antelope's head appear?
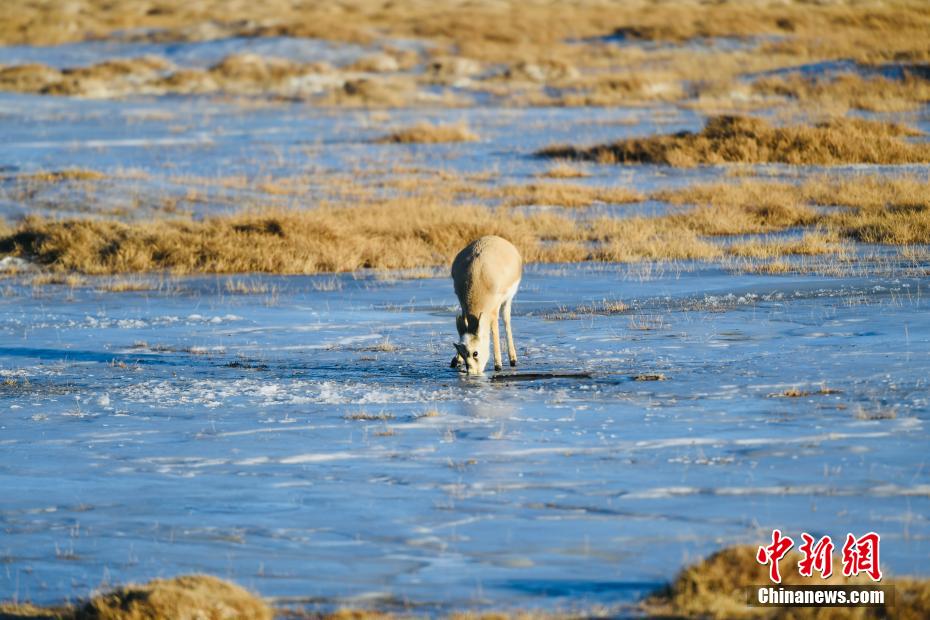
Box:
[453,313,488,374]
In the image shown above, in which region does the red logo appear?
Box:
[798,533,834,578]
[842,532,882,582]
[757,531,882,583]
[756,529,794,584]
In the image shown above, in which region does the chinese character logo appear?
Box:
[756,529,794,584]
[798,533,834,578]
[758,530,882,583]
[842,532,882,582]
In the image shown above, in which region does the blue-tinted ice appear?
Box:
[1,264,928,611]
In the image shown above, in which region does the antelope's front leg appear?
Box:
[491,308,503,371]
[503,296,517,367]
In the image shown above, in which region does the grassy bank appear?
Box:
[538,116,930,166]
[0,175,927,275]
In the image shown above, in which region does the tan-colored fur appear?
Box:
[451,235,522,374]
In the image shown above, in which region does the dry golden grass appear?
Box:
[4,174,927,275]
[367,175,639,209]
[18,169,106,183]
[96,278,156,292]
[0,575,272,620]
[804,175,930,212]
[674,197,816,237]
[538,115,930,167]
[288,611,575,620]
[585,216,722,262]
[4,556,928,619]
[684,174,916,211]
[495,183,642,208]
[0,56,173,96]
[643,545,930,619]
[318,76,423,108]
[1,2,928,108]
[204,53,328,89]
[659,175,930,246]
[544,299,628,320]
[0,53,339,98]
[726,232,849,259]
[29,273,86,287]
[3,2,929,110]
[827,208,930,245]
[0,194,725,274]
[656,179,821,237]
[0,46,792,106]
[807,176,930,245]
[345,52,402,73]
[0,63,63,92]
[3,1,929,71]
[740,259,797,275]
[344,410,394,421]
[753,72,930,113]
[0,601,70,618]
[77,575,272,620]
[375,123,478,144]
[628,314,667,331]
[770,385,842,398]
[0,46,787,106]
[363,338,397,352]
[537,163,590,179]
[223,278,272,295]
[538,70,685,107]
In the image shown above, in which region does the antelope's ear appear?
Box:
[456,314,467,336]
[466,313,480,335]
[453,342,469,359]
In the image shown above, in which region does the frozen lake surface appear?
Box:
[1,263,928,611]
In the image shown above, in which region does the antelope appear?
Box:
[450,236,522,374]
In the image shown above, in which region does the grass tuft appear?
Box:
[19,169,106,183]
[0,574,272,620]
[497,183,641,208]
[658,175,930,245]
[344,410,394,421]
[537,163,591,179]
[97,277,156,292]
[726,232,849,259]
[375,123,478,144]
[754,72,930,113]
[538,115,930,167]
[770,386,842,398]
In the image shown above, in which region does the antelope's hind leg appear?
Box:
[491,308,503,371]
[503,296,517,367]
